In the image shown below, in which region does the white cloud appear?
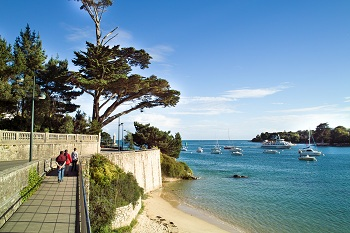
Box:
[269,105,337,113]
[146,45,174,63]
[224,87,282,99]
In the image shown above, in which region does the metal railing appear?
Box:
[79,160,91,233]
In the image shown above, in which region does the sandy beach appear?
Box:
[132,187,244,233]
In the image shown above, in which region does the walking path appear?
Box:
[0,169,79,233]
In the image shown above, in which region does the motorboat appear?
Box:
[196,147,203,153]
[263,149,280,154]
[229,147,243,153]
[298,147,322,156]
[261,134,293,149]
[232,151,243,156]
[298,155,317,161]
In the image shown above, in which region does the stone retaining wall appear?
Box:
[111,197,142,229]
[102,149,162,193]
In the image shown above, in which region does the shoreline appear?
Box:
[132,184,245,233]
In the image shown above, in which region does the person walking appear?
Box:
[71,148,79,172]
[56,151,66,183]
[64,149,72,176]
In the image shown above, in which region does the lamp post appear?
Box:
[17,75,45,162]
[121,123,124,150]
[117,117,120,150]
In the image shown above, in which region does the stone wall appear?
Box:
[111,197,142,229]
[102,149,162,193]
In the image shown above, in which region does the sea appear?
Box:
[164,140,350,233]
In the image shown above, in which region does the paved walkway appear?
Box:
[0,169,79,233]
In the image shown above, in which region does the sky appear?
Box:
[1,0,350,140]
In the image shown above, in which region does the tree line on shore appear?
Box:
[251,123,350,146]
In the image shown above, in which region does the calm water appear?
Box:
[167,140,350,233]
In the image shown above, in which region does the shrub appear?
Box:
[89,154,144,233]
[160,153,193,178]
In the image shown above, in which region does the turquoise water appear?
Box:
[169,140,350,233]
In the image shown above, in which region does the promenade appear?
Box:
[0,169,79,233]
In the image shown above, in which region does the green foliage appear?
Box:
[251,122,350,145]
[0,25,84,133]
[89,154,143,233]
[160,153,193,178]
[101,131,113,146]
[111,219,138,233]
[20,167,43,202]
[132,122,182,158]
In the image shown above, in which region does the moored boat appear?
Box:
[298,147,322,156]
[232,151,243,156]
[196,147,203,153]
[261,134,293,149]
[298,130,323,156]
[298,155,317,161]
[263,149,280,154]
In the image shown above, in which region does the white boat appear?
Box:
[298,155,317,161]
[230,147,243,153]
[181,142,188,151]
[298,147,322,156]
[232,151,243,156]
[298,130,323,156]
[263,149,280,154]
[261,134,293,149]
[196,147,203,153]
[211,141,222,154]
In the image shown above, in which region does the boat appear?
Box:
[229,147,243,153]
[263,149,280,154]
[181,142,188,151]
[261,134,293,149]
[232,151,243,156]
[211,141,222,154]
[298,147,322,156]
[196,147,203,153]
[298,155,317,161]
[224,130,243,152]
[298,130,323,156]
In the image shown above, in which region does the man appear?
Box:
[71,148,79,171]
[55,151,66,183]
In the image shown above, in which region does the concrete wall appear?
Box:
[102,149,162,193]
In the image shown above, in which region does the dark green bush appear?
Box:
[89,154,144,233]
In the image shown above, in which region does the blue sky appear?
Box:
[1,0,350,140]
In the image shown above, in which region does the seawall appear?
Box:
[102,149,162,193]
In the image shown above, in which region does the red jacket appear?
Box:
[65,152,72,165]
